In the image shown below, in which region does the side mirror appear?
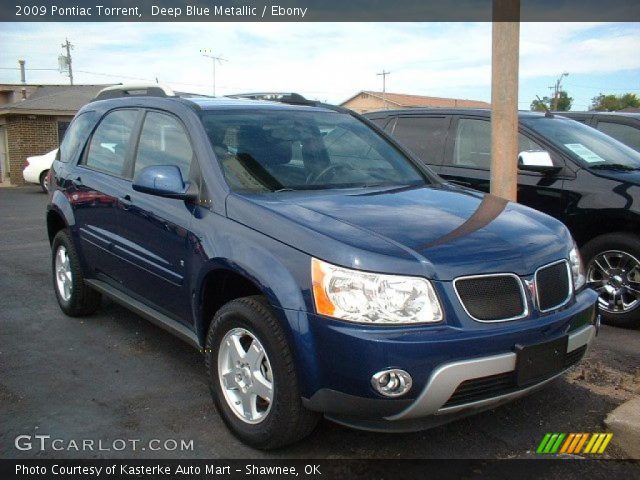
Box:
[518,151,560,174]
[132,165,196,200]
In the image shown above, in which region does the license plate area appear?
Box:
[515,336,568,387]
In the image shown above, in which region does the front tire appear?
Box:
[582,232,640,328]
[52,230,101,316]
[205,296,319,449]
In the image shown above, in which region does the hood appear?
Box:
[586,167,640,186]
[227,184,572,281]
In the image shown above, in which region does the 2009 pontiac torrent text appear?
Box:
[46,85,599,449]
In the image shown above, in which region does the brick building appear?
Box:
[0,84,107,184]
[340,91,490,114]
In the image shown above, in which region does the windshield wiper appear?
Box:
[589,163,640,171]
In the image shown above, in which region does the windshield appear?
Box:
[200,109,428,192]
[521,116,640,170]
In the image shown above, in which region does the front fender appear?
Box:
[191,215,321,396]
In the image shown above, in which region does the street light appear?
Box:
[200,50,227,97]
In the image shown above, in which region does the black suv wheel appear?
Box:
[52,230,102,316]
[582,232,640,328]
[205,296,319,449]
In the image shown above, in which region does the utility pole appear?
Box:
[490,0,520,202]
[200,50,227,96]
[60,38,74,85]
[377,69,390,109]
[552,72,569,111]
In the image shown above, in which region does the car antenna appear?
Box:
[536,95,554,118]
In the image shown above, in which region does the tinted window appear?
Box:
[452,118,544,169]
[597,121,640,152]
[85,110,137,176]
[58,112,96,163]
[201,110,427,192]
[135,112,193,178]
[392,116,449,165]
[368,117,391,129]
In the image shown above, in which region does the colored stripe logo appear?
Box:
[536,433,613,454]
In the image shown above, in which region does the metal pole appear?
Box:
[61,38,73,85]
[18,59,25,83]
[377,70,390,110]
[490,0,520,202]
[212,58,216,96]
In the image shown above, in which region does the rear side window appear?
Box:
[84,110,138,176]
[392,116,449,165]
[58,111,96,163]
[596,121,640,152]
[134,111,193,179]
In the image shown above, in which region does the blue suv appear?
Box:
[47,86,599,449]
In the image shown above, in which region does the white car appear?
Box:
[23,148,58,192]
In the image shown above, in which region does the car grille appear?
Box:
[535,260,571,312]
[454,274,526,321]
[442,345,587,408]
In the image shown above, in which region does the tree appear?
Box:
[530,91,573,111]
[590,93,640,111]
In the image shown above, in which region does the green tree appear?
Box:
[531,96,550,112]
[590,93,640,111]
[530,91,573,111]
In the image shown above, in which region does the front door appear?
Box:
[117,110,197,324]
[439,116,567,220]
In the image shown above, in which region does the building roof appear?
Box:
[341,90,490,109]
[0,84,109,116]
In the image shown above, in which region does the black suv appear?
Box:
[365,108,640,328]
[557,111,640,152]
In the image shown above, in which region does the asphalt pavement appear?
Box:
[1,186,638,460]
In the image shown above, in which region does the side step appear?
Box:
[86,279,200,349]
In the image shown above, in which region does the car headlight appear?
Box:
[311,258,443,324]
[569,242,586,291]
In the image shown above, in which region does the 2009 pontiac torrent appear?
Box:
[47,85,599,449]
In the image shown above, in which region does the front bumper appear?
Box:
[300,288,598,430]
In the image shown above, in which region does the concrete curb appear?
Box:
[604,396,640,459]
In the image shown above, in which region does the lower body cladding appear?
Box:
[300,288,599,432]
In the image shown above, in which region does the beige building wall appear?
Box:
[342,93,393,114]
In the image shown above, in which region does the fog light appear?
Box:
[371,369,412,397]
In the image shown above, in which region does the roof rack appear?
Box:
[226,92,314,106]
[92,83,176,101]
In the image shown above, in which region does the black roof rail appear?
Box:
[226,92,316,106]
[92,83,177,101]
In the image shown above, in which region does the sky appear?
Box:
[0,22,639,110]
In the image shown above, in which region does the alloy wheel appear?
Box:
[55,245,72,302]
[587,250,640,314]
[218,328,274,424]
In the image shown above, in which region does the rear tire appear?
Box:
[581,232,640,329]
[52,229,101,317]
[39,169,50,193]
[205,296,319,449]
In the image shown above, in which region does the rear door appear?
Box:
[72,108,141,284]
[116,109,198,323]
[388,115,450,173]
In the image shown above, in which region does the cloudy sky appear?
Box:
[1,22,638,110]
